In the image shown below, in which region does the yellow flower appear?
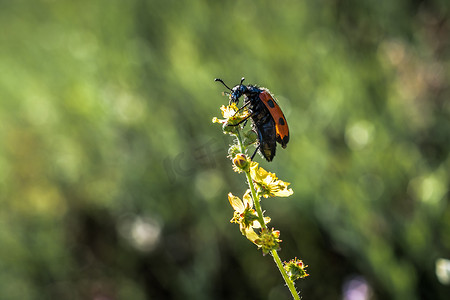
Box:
[212,104,251,134]
[212,104,237,123]
[228,191,270,241]
[229,191,257,231]
[249,162,293,198]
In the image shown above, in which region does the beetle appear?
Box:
[215,77,289,162]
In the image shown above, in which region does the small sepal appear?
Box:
[254,228,282,256]
[283,258,309,281]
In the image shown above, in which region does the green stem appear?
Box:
[234,131,300,300]
[271,250,301,300]
[234,131,266,228]
[244,170,266,229]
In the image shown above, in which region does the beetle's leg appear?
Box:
[227,112,254,127]
[250,145,260,161]
[232,101,251,114]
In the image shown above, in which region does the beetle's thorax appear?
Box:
[229,84,260,104]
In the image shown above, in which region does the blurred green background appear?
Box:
[0,0,449,299]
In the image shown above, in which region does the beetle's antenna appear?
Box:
[214,78,232,91]
[240,77,245,85]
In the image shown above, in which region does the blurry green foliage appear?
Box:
[0,0,449,299]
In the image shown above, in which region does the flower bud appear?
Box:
[233,154,249,171]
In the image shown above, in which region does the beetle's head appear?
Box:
[215,77,246,105]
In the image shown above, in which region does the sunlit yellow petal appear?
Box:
[273,187,294,197]
[221,105,236,118]
[242,189,253,208]
[258,167,270,179]
[242,227,259,243]
[252,221,261,228]
[251,216,271,229]
[228,193,244,213]
[249,162,262,181]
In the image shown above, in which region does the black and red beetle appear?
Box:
[215,77,289,162]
